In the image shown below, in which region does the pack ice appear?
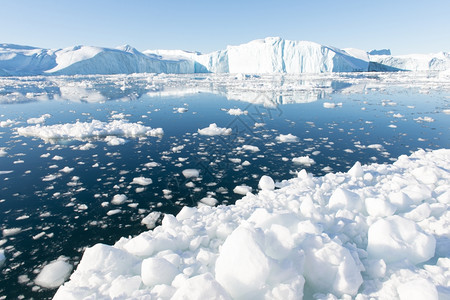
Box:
[2,38,450,76]
[54,149,450,299]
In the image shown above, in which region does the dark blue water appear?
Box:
[0,77,449,299]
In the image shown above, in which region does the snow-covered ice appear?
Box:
[54,148,450,299]
[16,119,163,143]
[197,123,232,136]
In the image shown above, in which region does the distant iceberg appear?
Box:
[1,38,450,76]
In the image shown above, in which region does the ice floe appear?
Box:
[55,149,450,299]
[197,123,232,136]
[16,119,163,143]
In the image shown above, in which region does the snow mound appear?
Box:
[55,149,450,299]
[16,119,163,143]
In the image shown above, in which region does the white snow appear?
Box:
[52,148,450,299]
[197,123,232,136]
[16,119,163,143]
[35,258,73,288]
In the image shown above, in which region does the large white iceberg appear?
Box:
[54,148,450,299]
[3,38,449,76]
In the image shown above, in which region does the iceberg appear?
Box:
[0,43,194,76]
[3,38,450,76]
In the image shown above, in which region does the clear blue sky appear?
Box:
[1,0,449,55]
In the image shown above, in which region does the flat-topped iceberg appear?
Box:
[54,148,450,299]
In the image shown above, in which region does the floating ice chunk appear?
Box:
[393,113,404,118]
[141,257,179,287]
[367,144,383,150]
[141,211,161,229]
[0,149,7,157]
[215,225,270,298]
[323,102,342,108]
[172,273,231,300]
[199,197,218,206]
[35,258,73,288]
[292,156,315,166]
[414,116,435,122]
[27,114,51,124]
[0,119,16,127]
[303,237,363,296]
[397,278,438,300]
[258,175,275,190]
[107,209,122,216]
[233,185,252,195]
[105,136,126,146]
[131,176,152,186]
[197,123,232,136]
[242,145,260,152]
[59,167,74,173]
[227,108,247,116]
[0,249,5,267]
[2,228,21,237]
[347,161,363,178]
[182,169,200,178]
[276,133,299,143]
[144,161,160,168]
[111,194,127,205]
[16,119,163,142]
[367,215,436,264]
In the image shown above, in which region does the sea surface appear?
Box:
[0,73,449,298]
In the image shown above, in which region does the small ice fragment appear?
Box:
[2,228,21,237]
[111,194,127,205]
[276,134,299,143]
[199,197,218,207]
[292,156,315,166]
[35,259,73,288]
[233,185,252,195]
[182,169,200,178]
[131,177,152,186]
[141,211,161,229]
[198,123,232,136]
